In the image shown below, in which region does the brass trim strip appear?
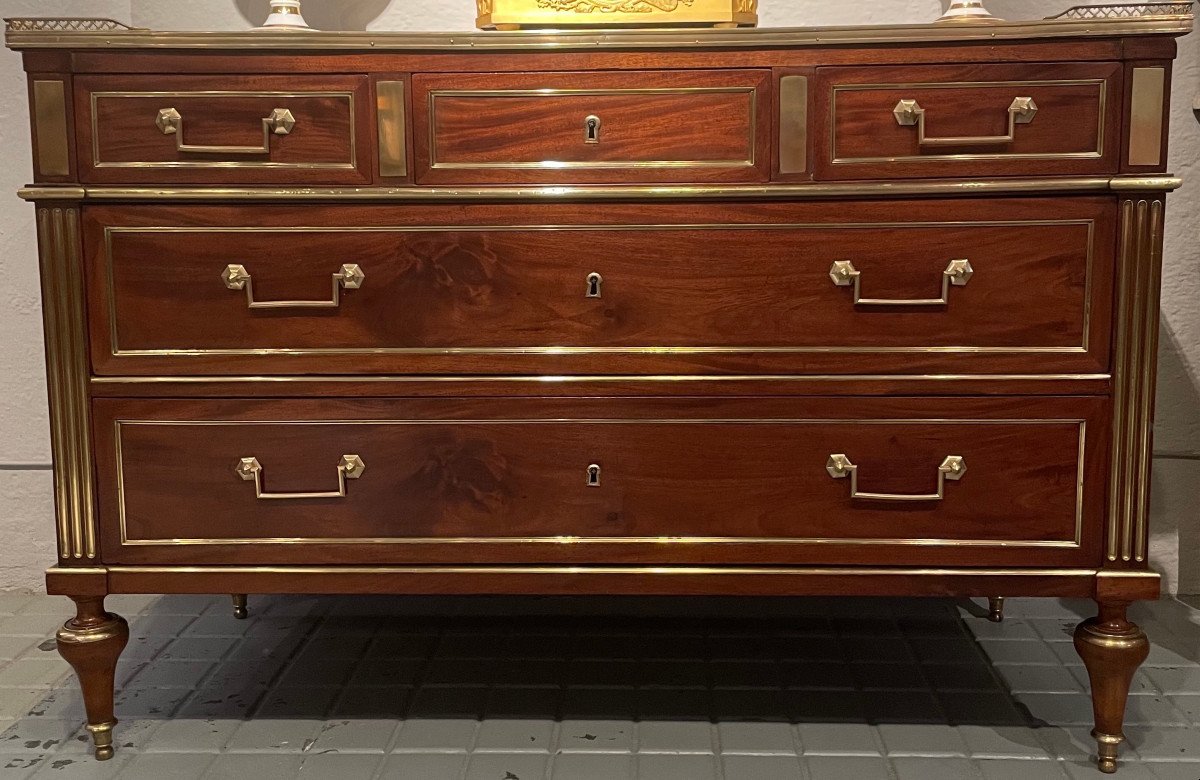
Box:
[114,417,1086,550]
[89,90,357,170]
[32,80,70,177]
[103,565,1102,577]
[1108,198,1164,564]
[778,75,808,175]
[16,176,1184,202]
[101,219,1095,358]
[5,16,1193,51]
[37,207,97,560]
[377,80,407,178]
[427,87,757,171]
[832,80,1107,165]
[90,373,1113,384]
[1129,68,1166,166]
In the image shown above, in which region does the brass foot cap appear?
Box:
[95,746,115,761]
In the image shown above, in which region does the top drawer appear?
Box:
[77,75,373,185]
[412,70,772,185]
[813,63,1122,180]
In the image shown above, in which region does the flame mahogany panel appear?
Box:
[93,396,1107,567]
[411,70,773,184]
[84,197,1115,377]
[813,62,1124,180]
[76,74,373,185]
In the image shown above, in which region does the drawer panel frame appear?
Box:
[92,396,1109,568]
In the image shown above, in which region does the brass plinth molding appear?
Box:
[1108,199,1165,563]
[17,176,1185,204]
[37,208,97,560]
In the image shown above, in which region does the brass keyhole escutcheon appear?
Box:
[584,115,601,144]
[586,272,603,299]
[587,464,602,487]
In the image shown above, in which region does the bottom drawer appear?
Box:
[94,397,1107,567]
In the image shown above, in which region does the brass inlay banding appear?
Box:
[114,417,1086,550]
[90,373,1114,385]
[17,176,1185,203]
[103,565,1103,577]
[426,87,758,171]
[832,79,1107,165]
[89,90,357,170]
[102,219,1095,358]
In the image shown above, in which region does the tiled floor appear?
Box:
[0,594,1197,779]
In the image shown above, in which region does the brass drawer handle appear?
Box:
[893,97,1038,148]
[829,258,972,307]
[236,454,365,500]
[827,454,966,503]
[156,107,296,155]
[222,263,364,310]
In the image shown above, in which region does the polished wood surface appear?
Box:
[10,15,1185,770]
[77,75,373,185]
[412,70,772,184]
[55,596,128,761]
[83,198,1115,377]
[814,62,1123,180]
[93,396,1106,567]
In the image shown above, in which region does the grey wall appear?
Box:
[0,0,1196,592]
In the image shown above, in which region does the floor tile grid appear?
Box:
[0,596,1198,779]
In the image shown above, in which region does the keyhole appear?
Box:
[587,464,602,487]
[586,272,603,299]
[584,115,601,144]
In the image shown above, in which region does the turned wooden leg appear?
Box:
[56,596,129,761]
[232,594,249,620]
[1074,600,1150,774]
[988,597,1005,623]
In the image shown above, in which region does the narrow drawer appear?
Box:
[85,198,1114,377]
[94,397,1106,567]
[76,75,373,184]
[411,70,772,184]
[813,63,1122,180]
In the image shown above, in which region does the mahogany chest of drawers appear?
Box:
[5,7,1191,772]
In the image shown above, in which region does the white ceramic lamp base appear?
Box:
[261,0,312,29]
[937,1,1002,23]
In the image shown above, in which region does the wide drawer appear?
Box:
[76,75,373,185]
[813,63,1122,180]
[411,70,772,184]
[84,198,1115,377]
[93,397,1106,567]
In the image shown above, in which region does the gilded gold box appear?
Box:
[476,0,759,30]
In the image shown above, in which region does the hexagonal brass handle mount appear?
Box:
[223,263,364,310]
[829,258,972,307]
[236,455,365,500]
[157,106,295,155]
[893,96,1037,148]
[827,454,966,503]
